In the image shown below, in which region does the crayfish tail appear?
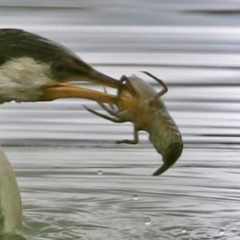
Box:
[153,141,183,176]
[152,163,169,176]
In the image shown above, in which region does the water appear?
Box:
[1,1,240,239]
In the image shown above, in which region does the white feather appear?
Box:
[0,147,22,234]
[0,57,53,103]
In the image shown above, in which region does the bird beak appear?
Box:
[74,66,121,89]
[39,83,117,104]
[40,60,121,104]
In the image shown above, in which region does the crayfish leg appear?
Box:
[141,71,168,101]
[118,75,139,103]
[102,87,116,111]
[116,125,139,144]
[83,104,124,123]
[97,102,118,116]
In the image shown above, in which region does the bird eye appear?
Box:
[53,62,66,73]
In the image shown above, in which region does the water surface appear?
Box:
[1,1,240,239]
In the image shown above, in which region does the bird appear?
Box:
[0,28,121,235]
[0,147,22,235]
[0,28,121,105]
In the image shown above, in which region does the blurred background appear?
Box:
[1,1,240,239]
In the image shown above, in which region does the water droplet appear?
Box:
[98,170,102,175]
[144,217,151,225]
[219,228,225,236]
[133,195,138,200]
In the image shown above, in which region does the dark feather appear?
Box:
[0,29,78,65]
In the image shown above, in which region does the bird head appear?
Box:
[0,29,120,104]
